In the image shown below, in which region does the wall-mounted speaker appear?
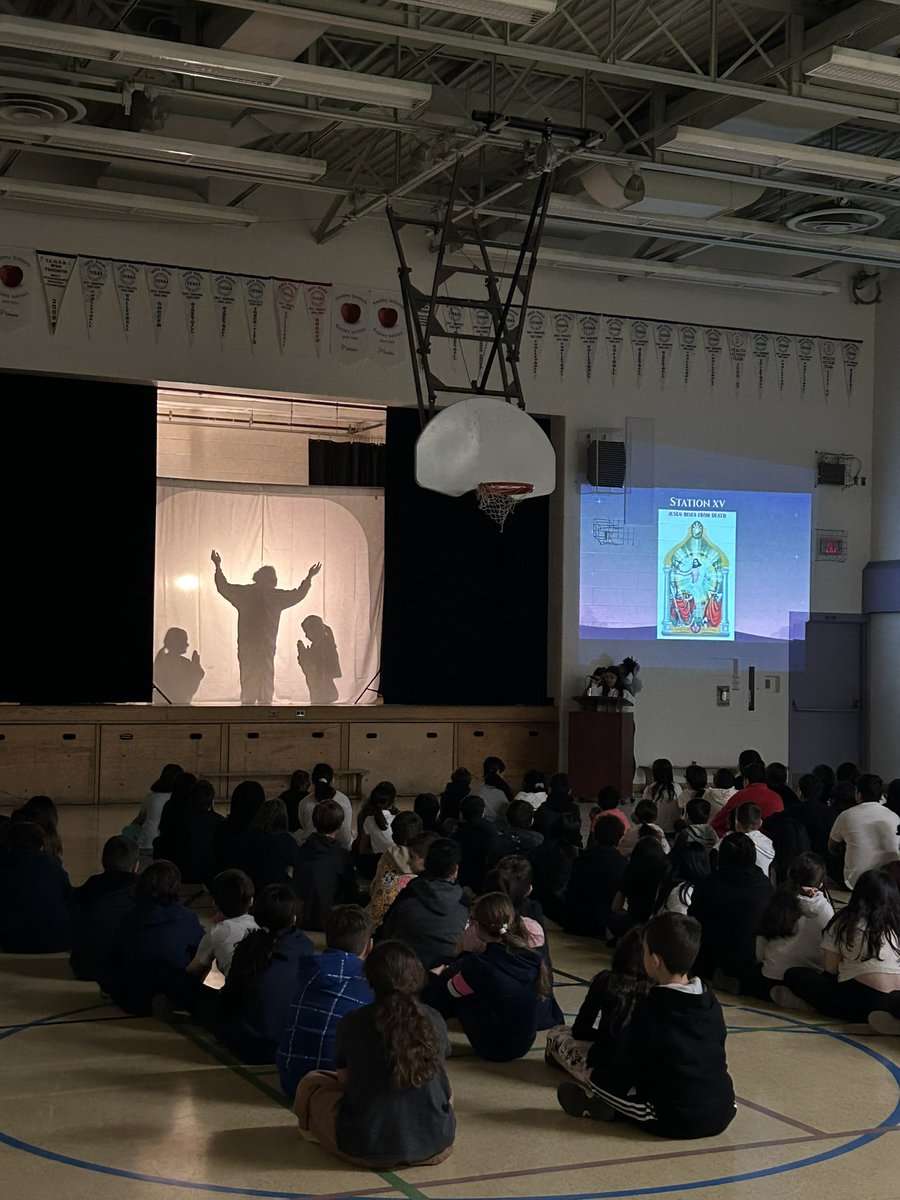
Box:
[587,438,627,488]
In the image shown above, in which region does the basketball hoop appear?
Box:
[476,481,534,531]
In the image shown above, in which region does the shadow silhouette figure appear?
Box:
[211,550,321,705]
[153,628,205,704]
[296,615,342,705]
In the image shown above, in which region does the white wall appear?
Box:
[0,205,875,770]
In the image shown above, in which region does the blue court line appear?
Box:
[0,1003,897,1200]
[0,1002,111,1041]
[0,1013,142,1030]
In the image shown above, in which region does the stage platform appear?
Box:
[0,704,558,805]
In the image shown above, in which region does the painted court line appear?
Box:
[732,1096,823,1135]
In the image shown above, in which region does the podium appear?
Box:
[568,696,635,800]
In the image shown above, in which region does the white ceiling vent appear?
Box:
[785,207,885,235]
[0,92,86,128]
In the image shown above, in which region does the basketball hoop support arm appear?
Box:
[386,156,556,429]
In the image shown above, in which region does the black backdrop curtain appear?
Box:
[4,373,157,704]
[308,439,385,486]
[380,407,551,706]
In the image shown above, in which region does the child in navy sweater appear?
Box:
[70,835,139,981]
[558,912,736,1139]
[0,821,73,953]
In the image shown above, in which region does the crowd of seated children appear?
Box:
[277,905,374,1099]
[293,800,358,930]
[294,940,455,1169]
[748,852,833,1001]
[557,913,736,1140]
[367,812,424,924]
[185,869,257,982]
[711,763,784,836]
[70,835,139,981]
[429,892,549,1062]
[296,764,353,852]
[354,782,399,880]
[377,838,468,969]
[546,926,652,1084]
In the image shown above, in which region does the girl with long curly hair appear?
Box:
[293,940,455,1167]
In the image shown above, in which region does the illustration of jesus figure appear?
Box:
[660,519,732,638]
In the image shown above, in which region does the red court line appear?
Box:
[307,1125,900,1199]
[732,1094,824,1135]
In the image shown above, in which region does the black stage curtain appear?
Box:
[308,439,385,486]
[381,407,550,705]
[4,374,157,704]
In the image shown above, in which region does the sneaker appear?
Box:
[869,1010,900,1036]
[770,985,815,1013]
[544,1048,568,1073]
[557,1082,616,1122]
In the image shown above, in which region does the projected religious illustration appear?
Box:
[657,507,736,641]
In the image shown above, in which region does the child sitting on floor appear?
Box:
[0,821,73,954]
[70,835,139,981]
[185,869,257,981]
[354,781,400,881]
[368,811,425,925]
[653,840,712,917]
[294,940,455,1168]
[293,799,358,931]
[617,800,668,858]
[671,798,718,856]
[557,912,736,1139]
[749,853,833,1001]
[545,926,652,1084]
[733,801,775,879]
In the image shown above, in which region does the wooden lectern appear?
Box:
[568,695,635,800]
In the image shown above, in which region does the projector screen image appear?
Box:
[580,489,811,644]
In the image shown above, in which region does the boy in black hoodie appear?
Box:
[376,839,468,968]
[70,835,139,981]
[293,799,358,930]
[558,912,736,1139]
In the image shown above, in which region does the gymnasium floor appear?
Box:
[1,804,898,1200]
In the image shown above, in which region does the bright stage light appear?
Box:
[175,574,199,590]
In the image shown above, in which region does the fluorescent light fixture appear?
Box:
[547,194,900,262]
[0,177,257,223]
[0,122,326,184]
[805,46,900,95]
[658,125,900,186]
[0,16,431,110]
[538,246,841,296]
[404,0,556,26]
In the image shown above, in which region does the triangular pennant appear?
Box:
[145,266,174,343]
[678,325,698,389]
[113,261,141,338]
[630,319,650,385]
[704,327,723,389]
[796,336,815,398]
[243,276,269,351]
[212,273,239,345]
[301,281,330,358]
[181,269,208,344]
[653,322,674,388]
[551,311,574,378]
[79,257,109,336]
[472,306,494,374]
[751,333,770,398]
[578,314,600,381]
[605,316,625,381]
[842,341,860,403]
[37,251,75,335]
[820,338,837,402]
[728,330,747,396]
[774,335,792,393]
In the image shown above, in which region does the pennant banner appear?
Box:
[579,314,599,382]
[371,294,405,367]
[679,324,698,389]
[774,335,792,393]
[0,248,32,334]
[212,272,239,345]
[146,266,174,343]
[525,308,546,378]
[605,316,625,381]
[704,327,723,389]
[181,270,207,345]
[79,257,109,336]
[243,276,269,351]
[551,311,574,378]
[332,289,369,363]
[472,306,494,375]
[751,333,770,399]
[37,251,75,335]
[796,335,815,398]
[113,261,141,338]
[445,303,465,361]
[842,341,859,403]
[301,281,330,359]
[654,321,674,388]
[820,337,837,402]
[630,319,650,386]
[728,330,747,396]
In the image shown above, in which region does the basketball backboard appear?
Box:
[415,396,556,498]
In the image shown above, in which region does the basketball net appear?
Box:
[475,482,534,531]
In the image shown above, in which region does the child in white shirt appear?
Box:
[187,869,257,980]
[750,853,833,1000]
[734,802,774,879]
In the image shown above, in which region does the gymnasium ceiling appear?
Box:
[5,1,900,280]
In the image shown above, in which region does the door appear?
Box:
[788,614,866,781]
